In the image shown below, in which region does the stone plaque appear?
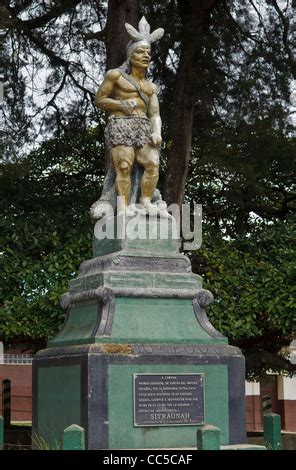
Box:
[133,373,204,426]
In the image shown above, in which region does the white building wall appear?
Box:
[278,375,296,400]
[245,381,260,396]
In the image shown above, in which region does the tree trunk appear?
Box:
[105,0,140,69]
[164,0,219,207]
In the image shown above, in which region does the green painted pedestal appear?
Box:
[32,214,246,449]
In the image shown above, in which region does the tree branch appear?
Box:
[270,0,296,78]
[21,0,82,30]
[221,0,262,47]
[245,202,295,219]
[245,350,296,374]
[0,1,81,30]
[249,0,272,44]
[20,23,96,112]
[236,329,291,348]
[83,29,105,42]
[46,71,68,108]
[6,0,33,15]
[23,27,70,67]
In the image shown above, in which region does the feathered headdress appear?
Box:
[125,16,164,57]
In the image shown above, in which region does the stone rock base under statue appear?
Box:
[32,215,246,449]
[33,342,245,449]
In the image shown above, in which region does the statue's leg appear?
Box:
[135,145,160,208]
[111,145,135,212]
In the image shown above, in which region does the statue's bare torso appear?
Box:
[95,68,158,119]
[105,70,155,118]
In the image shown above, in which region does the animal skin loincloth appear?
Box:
[105,116,151,148]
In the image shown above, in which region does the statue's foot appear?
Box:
[130,200,167,218]
[126,201,172,219]
[140,197,152,209]
[125,205,137,217]
[125,204,146,217]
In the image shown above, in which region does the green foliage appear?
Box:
[187,124,296,236]
[0,127,104,350]
[0,224,92,347]
[191,219,296,379]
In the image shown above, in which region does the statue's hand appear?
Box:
[121,98,138,114]
[150,133,162,147]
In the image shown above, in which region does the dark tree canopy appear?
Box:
[2,1,294,163]
[0,0,295,377]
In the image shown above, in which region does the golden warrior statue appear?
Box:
[91,17,165,219]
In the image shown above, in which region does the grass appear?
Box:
[32,433,62,450]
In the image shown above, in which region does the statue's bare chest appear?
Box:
[116,76,153,97]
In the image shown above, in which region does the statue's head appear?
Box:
[125,16,164,61]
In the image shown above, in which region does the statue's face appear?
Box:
[130,46,151,69]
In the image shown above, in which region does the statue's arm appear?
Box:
[148,84,162,146]
[95,69,125,113]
